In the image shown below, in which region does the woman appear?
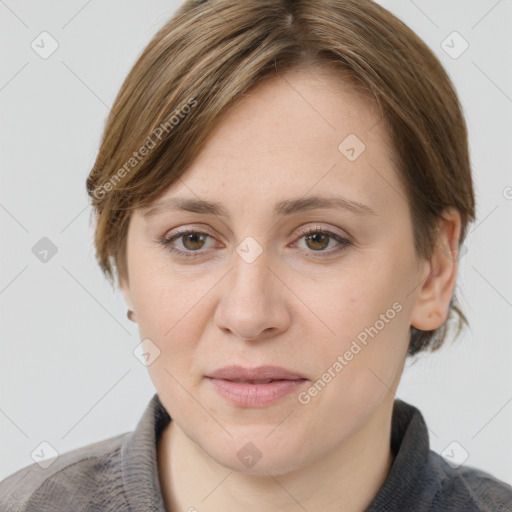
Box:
[1,0,511,510]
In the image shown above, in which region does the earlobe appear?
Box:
[410,208,462,332]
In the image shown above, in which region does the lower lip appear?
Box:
[207,378,308,407]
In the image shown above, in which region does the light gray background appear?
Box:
[1,0,511,485]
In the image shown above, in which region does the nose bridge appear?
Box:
[214,235,289,340]
[230,236,273,303]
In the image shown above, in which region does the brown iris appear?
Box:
[182,233,207,251]
[304,232,330,251]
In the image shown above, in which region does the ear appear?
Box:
[410,208,462,331]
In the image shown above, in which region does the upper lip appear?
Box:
[207,365,307,381]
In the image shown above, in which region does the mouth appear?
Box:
[206,365,308,407]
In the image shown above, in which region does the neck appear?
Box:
[157,398,395,512]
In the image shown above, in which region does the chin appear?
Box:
[198,431,311,477]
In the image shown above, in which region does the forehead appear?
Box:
[140,66,405,219]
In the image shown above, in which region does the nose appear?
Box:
[213,245,291,342]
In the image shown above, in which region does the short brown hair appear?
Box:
[85,0,475,355]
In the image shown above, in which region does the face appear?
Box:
[121,65,433,475]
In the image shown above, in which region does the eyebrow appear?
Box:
[141,195,377,218]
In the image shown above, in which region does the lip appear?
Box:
[207,365,308,381]
[206,365,308,407]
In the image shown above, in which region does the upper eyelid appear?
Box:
[295,224,350,238]
[165,223,350,239]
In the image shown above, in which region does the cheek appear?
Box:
[299,254,412,397]
[131,268,212,410]
[305,260,404,339]
[129,252,211,337]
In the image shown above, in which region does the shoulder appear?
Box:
[0,432,131,512]
[426,450,512,512]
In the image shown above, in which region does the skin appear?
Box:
[120,64,461,512]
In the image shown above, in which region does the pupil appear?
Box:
[185,233,204,250]
[307,233,328,250]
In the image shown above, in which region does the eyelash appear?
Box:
[159,227,352,259]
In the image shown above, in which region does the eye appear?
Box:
[159,226,352,259]
[160,230,219,258]
[292,227,352,255]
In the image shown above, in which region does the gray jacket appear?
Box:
[1,393,511,511]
